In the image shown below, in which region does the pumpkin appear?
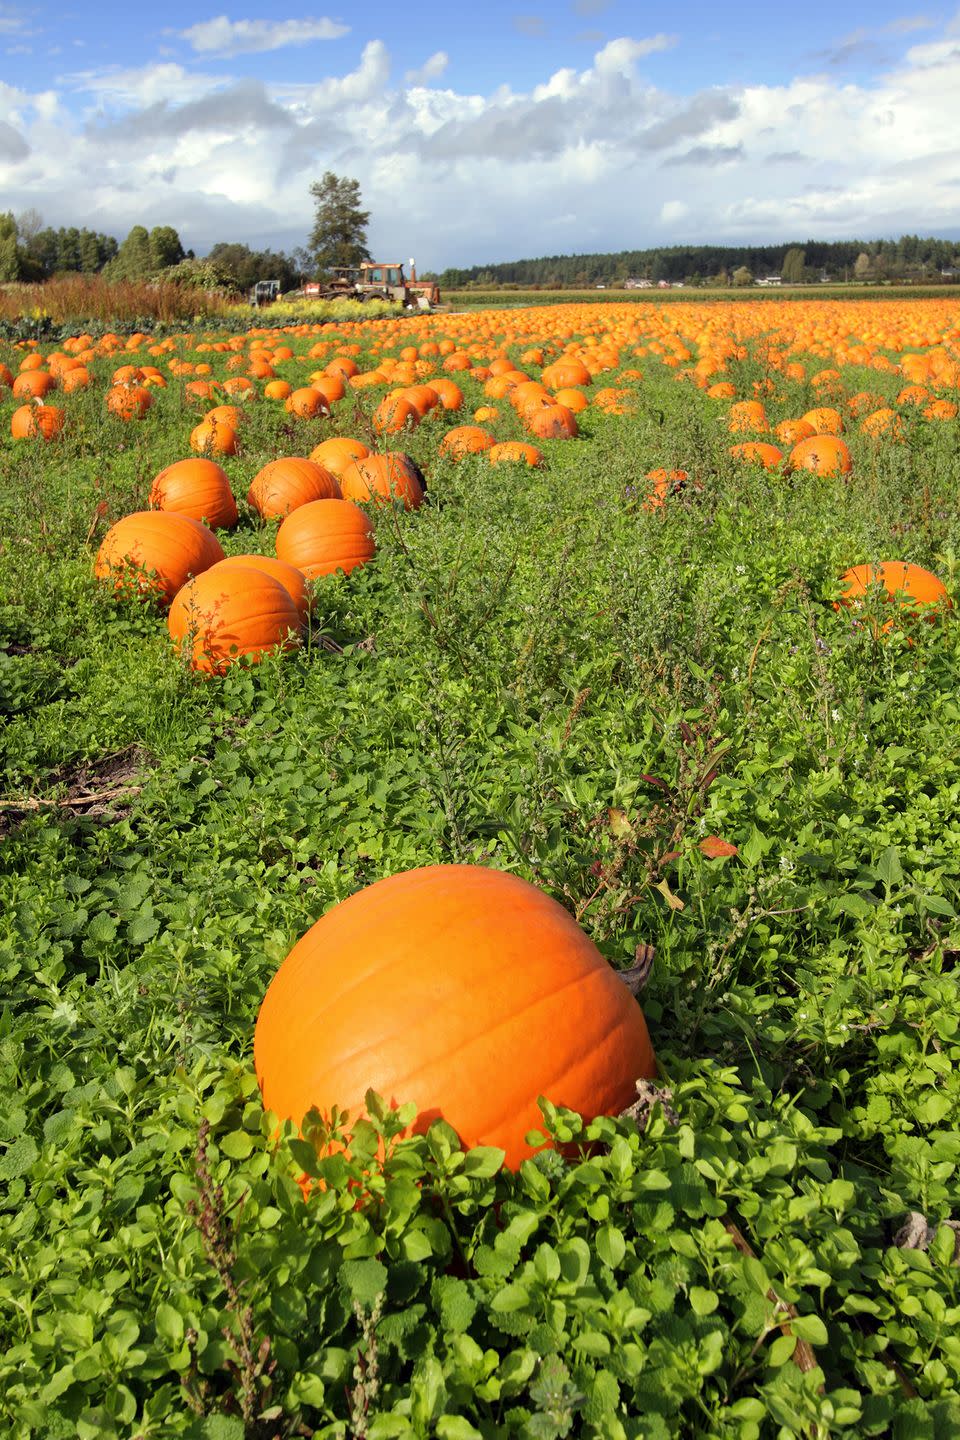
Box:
[800,407,843,435]
[190,417,239,456]
[12,371,55,400]
[168,566,301,673]
[95,511,224,606]
[525,403,578,440]
[253,864,657,1170]
[150,458,239,529]
[60,367,90,393]
[439,426,496,459]
[727,400,768,434]
[247,458,341,520]
[838,562,950,629]
[541,357,591,389]
[10,403,65,440]
[339,453,425,510]
[488,441,544,467]
[373,394,420,434]
[106,384,153,420]
[428,378,464,411]
[308,436,370,477]
[643,468,688,510]
[787,435,852,476]
[729,441,783,470]
[285,387,330,420]
[209,555,312,624]
[275,499,375,579]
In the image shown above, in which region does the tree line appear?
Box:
[0,176,371,294]
[435,236,960,289]
[0,213,305,293]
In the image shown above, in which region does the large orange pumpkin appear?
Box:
[10,403,65,440]
[190,417,239,456]
[150,458,239,529]
[209,555,312,624]
[106,384,153,420]
[339,452,425,510]
[787,435,852,476]
[95,511,224,606]
[168,566,301,673]
[275,499,375,579]
[525,403,578,440]
[838,562,950,629]
[247,458,341,519]
[308,436,370,477]
[254,864,656,1169]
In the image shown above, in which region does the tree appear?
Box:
[105,225,153,281]
[207,242,299,293]
[854,252,872,282]
[307,172,370,273]
[16,208,43,249]
[0,212,21,281]
[781,247,806,284]
[732,265,753,287]
[149,226,185,272]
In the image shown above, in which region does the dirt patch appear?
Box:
[0,744,153,837]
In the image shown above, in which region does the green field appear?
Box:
[2,306,960,1439]
[444,284,958,308]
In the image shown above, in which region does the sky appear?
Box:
[1,1,960,269]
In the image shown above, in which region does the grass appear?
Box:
[0,275,237,330]
[2,301,960,1438]
[446,283,959,306]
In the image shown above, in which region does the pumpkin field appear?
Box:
[2,296,960,1440]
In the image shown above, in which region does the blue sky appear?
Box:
[2,1,959,267]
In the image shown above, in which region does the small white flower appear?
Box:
[732,666,741,680]
[831,709,841,723]
[735,564,746,575]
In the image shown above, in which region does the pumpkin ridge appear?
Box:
[383,973,646,1142]
[465,1013,647,1148]
[317,962,602,1095]
[259,868,600,1042]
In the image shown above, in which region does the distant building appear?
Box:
[624,277,653,289]
[756,275,782,286]
[657,279,670,289]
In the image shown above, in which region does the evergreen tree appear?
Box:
[149,226,185,272]
[106,225,154,281]
[307,173,370,272]
[0,212,21,282]
[781,247,806,283]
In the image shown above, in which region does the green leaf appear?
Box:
[491,1283,531,1313]
[0,1135,38,1181]
[462,1145,505,1178]
[202,1419,245,1440]
[791,1313,828,1345]
[155,1303,184,1347]
[339,1258,387,1306]
[595,1226,626,1269]
[572,1331,611,1357]
[436,1418,484,1439]
[742,1257,770,1295]
[767,1333,797,1367]
[689,1286,719,1316]
[219,1130,253,1159]
[876,845,904,890]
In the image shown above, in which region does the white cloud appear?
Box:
[2,25,960,265]
[180,15,349,57]
[405,51,448,85]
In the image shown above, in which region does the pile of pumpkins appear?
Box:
[94,442,425,673]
